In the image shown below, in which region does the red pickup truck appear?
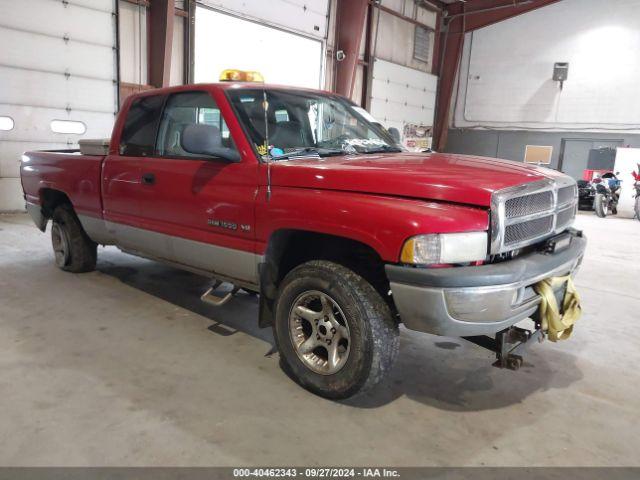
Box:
[20,81,586,399]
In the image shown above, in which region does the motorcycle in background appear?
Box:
[577,179,596,211]
[592,172,621,218]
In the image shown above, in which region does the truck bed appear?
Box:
[21,149,105,219]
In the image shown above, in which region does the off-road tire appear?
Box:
[273,260,399,399]
[51,205,97,273]
[594,193,608,218]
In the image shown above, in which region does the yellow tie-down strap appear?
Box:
[534,276,582,342]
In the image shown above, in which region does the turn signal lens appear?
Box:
[400,232,488,265]
[219,69,264,83]
[401,235,440,264]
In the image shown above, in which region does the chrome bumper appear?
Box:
[386,231,587,337]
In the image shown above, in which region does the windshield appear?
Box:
[226,88,401,159]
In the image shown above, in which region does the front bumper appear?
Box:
[386,230,587,337]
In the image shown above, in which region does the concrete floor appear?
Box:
[0,211,639,466]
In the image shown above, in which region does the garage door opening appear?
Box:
[195,6,323,89]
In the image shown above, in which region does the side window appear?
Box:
[120,95,165,156]
[155,91,236,158]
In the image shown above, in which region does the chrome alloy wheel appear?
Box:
[288,290,351,375]
[51,222,70,268]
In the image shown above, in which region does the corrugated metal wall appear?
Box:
[0,0,118,211]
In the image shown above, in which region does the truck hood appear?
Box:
[270,152,566,207]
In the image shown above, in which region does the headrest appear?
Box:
[181,124,222,155]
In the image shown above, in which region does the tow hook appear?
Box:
[463,326,545,371]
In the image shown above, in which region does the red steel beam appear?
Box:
[334,0,369,99]
[148,0,175,88]
[432,0,562,151]
[432,26,465,152]
[431,8,443,75]
[447,0,562,32]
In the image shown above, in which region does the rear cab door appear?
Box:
[102,93,166,255]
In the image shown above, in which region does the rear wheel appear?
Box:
[51,205,97,273]
[594,193,608,218]
[273,260,399,399]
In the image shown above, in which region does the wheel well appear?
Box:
[257,230,395,329]
[39,189,72,218]
[262,230,390,301]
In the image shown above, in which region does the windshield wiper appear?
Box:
[271,147,347,161]
[359,145,403,154]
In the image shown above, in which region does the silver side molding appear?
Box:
[77,214,115,245]
[69,215,263,288]
[26,202,47,231]
[103,220,262,287]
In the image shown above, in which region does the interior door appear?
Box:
[559,138,624,180]
[135,90,259,284]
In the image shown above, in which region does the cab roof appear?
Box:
[131,82,336,98]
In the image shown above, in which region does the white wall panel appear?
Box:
[0,105,114,147]
[454,0,640,132]
[369,58,437,133]
[0,29,114,80]
[0,0,113,46]
[0,179,25,211]
[375,11,434,73]
[614,148,640,218]
[0,0,116,211]
[170,17,185,86]
[118,1,148,85]
[0,68,115,113]
[197,0,329,39]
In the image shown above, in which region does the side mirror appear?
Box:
[181,124,241,163]
[387,127,401,144]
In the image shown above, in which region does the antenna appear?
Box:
[263,89,272,201]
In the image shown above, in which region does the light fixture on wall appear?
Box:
[553,62,569,90]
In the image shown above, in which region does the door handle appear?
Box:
[141,172,155,185]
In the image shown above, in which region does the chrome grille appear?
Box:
[557,205,576,229]
[557,185,577,206]
[491,177,578,254]
[505,191,553,219]
[505,215,554,245]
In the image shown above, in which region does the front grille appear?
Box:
[505,191,553,218]
[557,205,576,229]
[505,215,554,245]
[491,178,578,254]
[557,185,577,206]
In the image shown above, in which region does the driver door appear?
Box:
[135,90,259,284]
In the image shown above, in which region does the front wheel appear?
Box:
[594,193,608,218]
[273,260,399,399]
[635,196,640,221]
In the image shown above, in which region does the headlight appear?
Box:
[400,232,488,265]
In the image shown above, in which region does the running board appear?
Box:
[201,281,240,307]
